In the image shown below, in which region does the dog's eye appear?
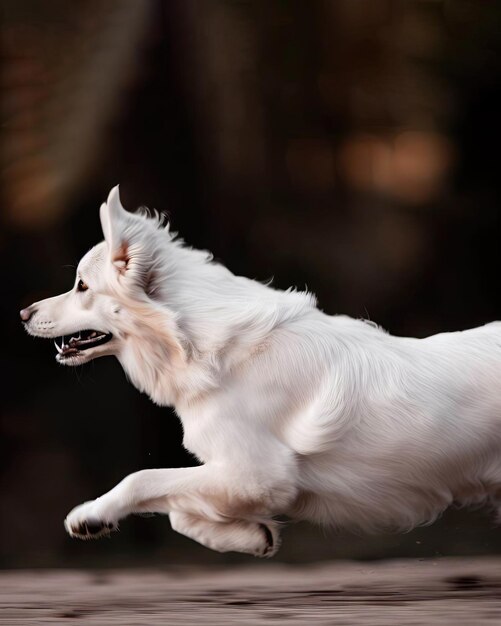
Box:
[77,279,88,292]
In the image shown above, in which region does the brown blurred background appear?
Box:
[1,0,501,568]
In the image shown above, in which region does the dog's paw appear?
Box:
[64,501,119,540]
[169,512,280,557]
[257,522,280,558]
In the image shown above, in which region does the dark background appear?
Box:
[1,0,500,568]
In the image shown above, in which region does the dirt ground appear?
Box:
[2,557,501,625]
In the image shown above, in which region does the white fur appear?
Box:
[22,186,501,557]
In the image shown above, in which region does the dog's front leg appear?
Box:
[64,466,212,538]
[64,465,284,554]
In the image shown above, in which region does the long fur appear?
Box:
[21,186,501,556]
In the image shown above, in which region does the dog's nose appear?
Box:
[20,307,35,322]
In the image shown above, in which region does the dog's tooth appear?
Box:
[54,340,62,354]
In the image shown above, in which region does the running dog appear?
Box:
[21,186,501,556]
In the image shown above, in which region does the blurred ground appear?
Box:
[2,558,501,625]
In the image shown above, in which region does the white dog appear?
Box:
[21,187,501,557]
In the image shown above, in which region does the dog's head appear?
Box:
[21,186,183,370]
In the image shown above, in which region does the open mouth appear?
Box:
[54,329,113,358]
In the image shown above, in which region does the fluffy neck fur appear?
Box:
[117,222,316,407]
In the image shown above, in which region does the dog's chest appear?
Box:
[178,406,223,462]
[177,401,248,464]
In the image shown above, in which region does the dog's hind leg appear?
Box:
[169,511,279,557]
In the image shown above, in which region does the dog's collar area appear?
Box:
[54,329,113,357]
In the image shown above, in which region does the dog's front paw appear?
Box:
[64,500,119,540]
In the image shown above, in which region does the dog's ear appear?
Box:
[100,186,134,274]
[100,186,162,295]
